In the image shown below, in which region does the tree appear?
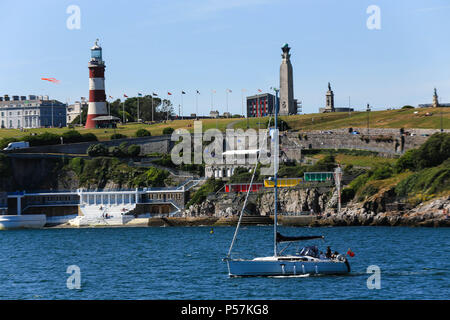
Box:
[87,144,108,157]
[135,129,151,137]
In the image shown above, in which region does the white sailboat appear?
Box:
[224,88,351,277]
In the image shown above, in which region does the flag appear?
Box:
[138,93,142,97]
[181,91,186,94]
[212,90,216,93]
[168,92,172,95]
[227,89,232,93]
[152,92,158,96]
[109,96,113,99]
[124,94,128,98]
[258,89,262,92]
[196,90,200,94]
[347,249,355,257]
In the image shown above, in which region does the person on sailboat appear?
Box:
[326,246,332,259]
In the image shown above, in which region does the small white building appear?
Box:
[67,101,87,124]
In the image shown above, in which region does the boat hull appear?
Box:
[226,259,350,277]
[0,215,46,230]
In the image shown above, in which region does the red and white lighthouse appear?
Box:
[85,39,107,128]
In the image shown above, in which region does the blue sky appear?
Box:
[0,0,449,115]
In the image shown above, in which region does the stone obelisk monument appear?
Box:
[279,43,294,115]
[432,88,439,108]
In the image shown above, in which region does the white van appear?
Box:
[3,141,30,151]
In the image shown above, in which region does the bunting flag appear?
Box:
[181,91,186,94]
[138,93,143,97]
[152,92,158,96]
[168,92,172,95]
[124,94,128,98]
[211,90,216,93]
[41,77,60,84]
[258,89,262,92]
[109,96,114,99]
[196,90,200,94]
[227,89,232,93]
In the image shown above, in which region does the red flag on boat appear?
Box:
[347,249,355,257]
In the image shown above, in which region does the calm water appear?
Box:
[0,226,448,300]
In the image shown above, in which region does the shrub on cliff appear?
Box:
[395,149,420,173]
[87,144,109,157]
[135,129,151,137]
[127,145,141,157]
[162,127,175,135]
[370,163,394,181]
[23,132,60,146]
[145,167,169,186]
[69,157,85,175]
[307,155,336,172]
[395,159,450,197]
[110,133,127,140]
[62,130,97,143]
[186,178,224,207]
[396,133,450,172]
[81,133,98,142]
[414,133,450,169]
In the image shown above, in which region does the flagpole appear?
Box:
[196,91,199,117]
[151,94,154,123]
[226,89,228,114]
[123,99,125,124]
[137,95,140,122]
[211,90,213,112]
[80,97,84,127]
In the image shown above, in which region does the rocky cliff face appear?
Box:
[316,195,450,227]
[183,188,449,227]
[256,188,336,215]
[184,188,337,217]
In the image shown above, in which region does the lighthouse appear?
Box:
[85,39,107,128]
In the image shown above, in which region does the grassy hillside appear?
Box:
[0,107,448,143]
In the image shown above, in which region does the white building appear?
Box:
[0,95,67,129]
[67,101,87,124]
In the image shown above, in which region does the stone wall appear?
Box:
[9,135,174,155]
[286,128,443,155]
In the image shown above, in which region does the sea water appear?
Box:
[0,226,448,299]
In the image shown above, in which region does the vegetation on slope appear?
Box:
[67,157,170,189]
[342,133,450,203]
[186,178,224,207]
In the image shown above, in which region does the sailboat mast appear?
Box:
[273,89,279,257]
